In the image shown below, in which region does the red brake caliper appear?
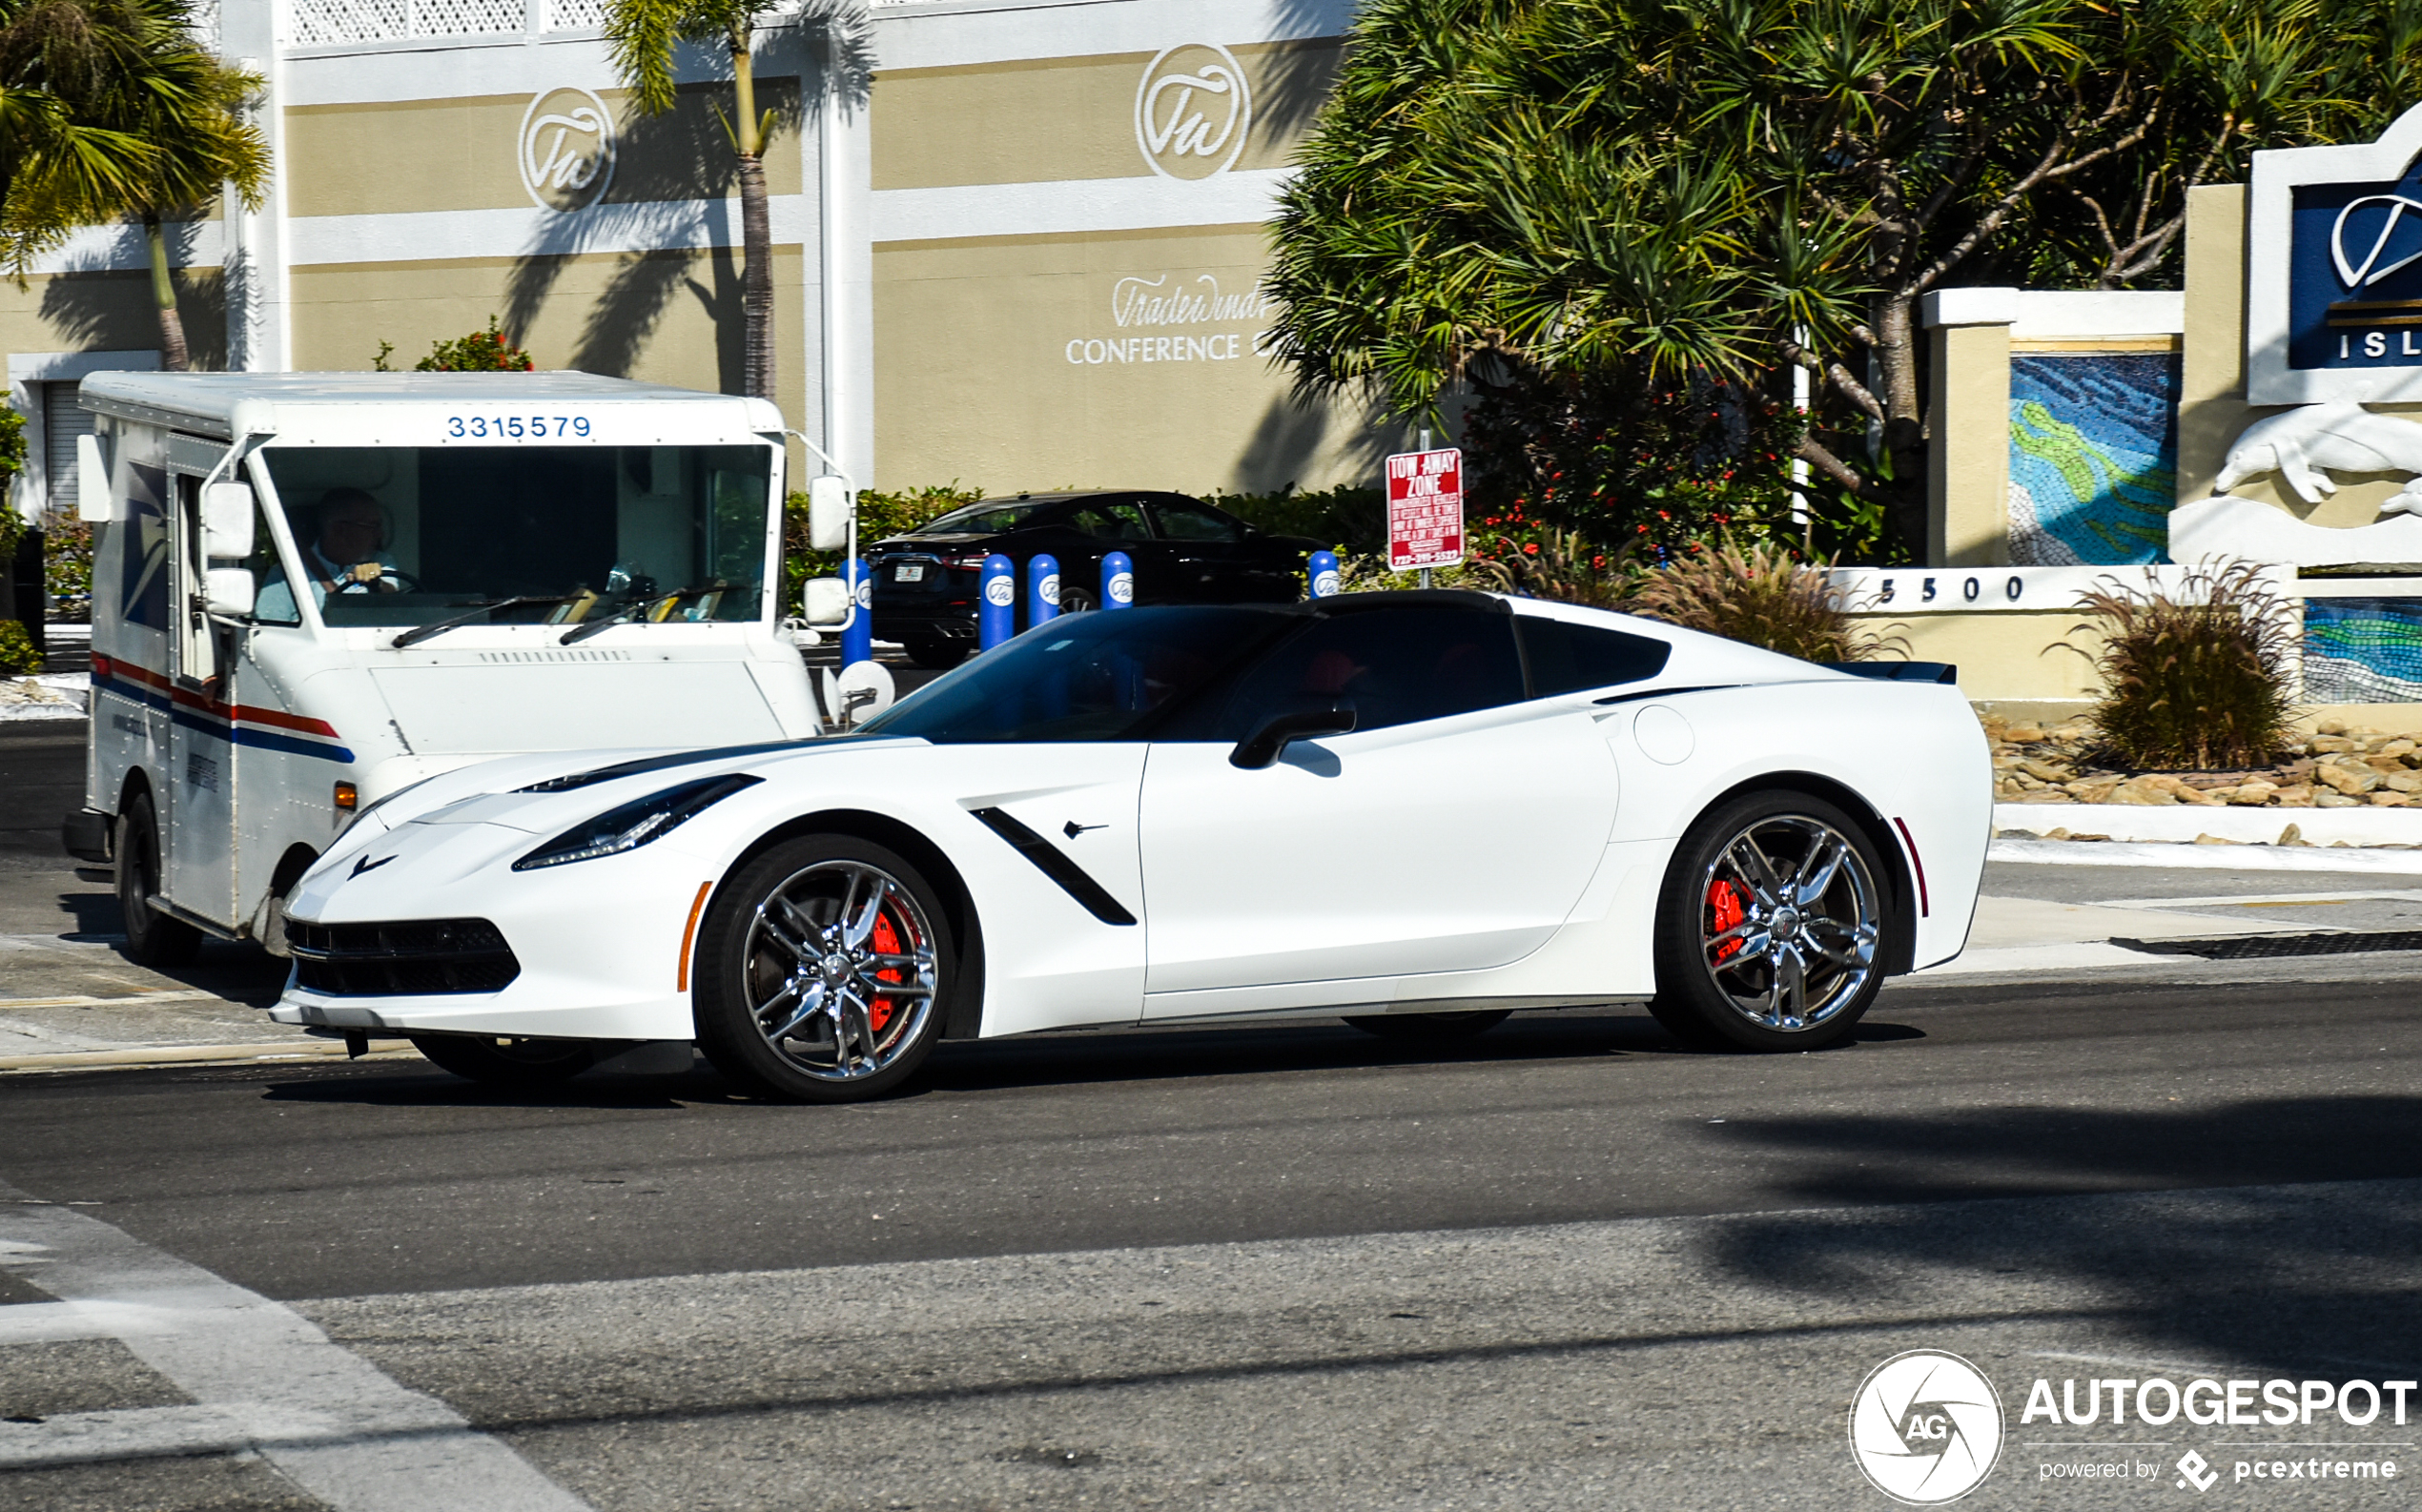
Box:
[867,912,901,1034]
[1708,880,1746,962]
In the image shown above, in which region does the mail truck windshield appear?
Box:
[253,444,773,628]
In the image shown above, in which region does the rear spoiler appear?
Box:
[1821,661,1959,684]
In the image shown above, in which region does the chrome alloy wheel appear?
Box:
[743,861,938,1081]
[1695,814,1881,1032]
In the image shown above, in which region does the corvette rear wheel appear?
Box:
[1342,1011,1510,1038]
[410,1034,603,1085]
[693,836,954,1103]
[1649,791,1890,1052]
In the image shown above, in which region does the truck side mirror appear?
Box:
[201,481,256,559]
[75,434,113,521]
[204,566,257,618]
[803,577,849,626]
[808,475,850,552]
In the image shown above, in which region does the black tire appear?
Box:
[905,639,966,670]
[115,788,202,967]
[1342,1011,1511,1038]
[1649,789,1894,1052]
[693,835,963,1103]
[410,1033,605,1085]
[1058,585,1099,616]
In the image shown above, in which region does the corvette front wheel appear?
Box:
[1649,791,1892,1052]
[693,836,956,1103]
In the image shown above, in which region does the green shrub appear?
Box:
[2077,562,2295,770]
[1204,484,1385,555]
[374,317,535,373]
[44,517,93,622]
[779,483,982,606]
[1468,528,1629,607]
[1624,541,1895,662]
[0,620,39,674]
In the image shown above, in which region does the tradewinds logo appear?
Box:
[1850,1350,2005,1504]
[1134,42,1252,180]
[518,87,617,213]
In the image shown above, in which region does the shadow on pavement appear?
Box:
[245,1011,1931,1107]
[1699,1098,2422,1378]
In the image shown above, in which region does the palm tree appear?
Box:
[0,0,171,269]
[1,0,266,371]
[606,0,787,401]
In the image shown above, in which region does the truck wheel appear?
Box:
[116,789,201,967]
[410,1034,604,1085]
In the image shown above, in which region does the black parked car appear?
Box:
[869,490,1323,668]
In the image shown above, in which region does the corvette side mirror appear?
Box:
[1229,703,1357,769]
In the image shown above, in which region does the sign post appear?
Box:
[1386,446,1465,586]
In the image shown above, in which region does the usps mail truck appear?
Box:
[59,372,821,965]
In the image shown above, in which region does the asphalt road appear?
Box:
[5,720,2422,1509]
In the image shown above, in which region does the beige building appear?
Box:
[3,0,1388,539]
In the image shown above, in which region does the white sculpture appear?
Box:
[2171,400,2422,565]
[2213,399,2422,515]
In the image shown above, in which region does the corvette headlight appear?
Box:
[512,774,762,871]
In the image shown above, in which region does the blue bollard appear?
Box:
[1102,550,1135,608]
[840,557,872,666]
[1029,553,1060,628]
[979,554,1016,649]
[1307,549,1342,599]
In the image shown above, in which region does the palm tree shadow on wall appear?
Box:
[1234,388,1406,495]
[503,5,871,391]
[37,224,227,370]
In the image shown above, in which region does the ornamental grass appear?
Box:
[2076,562,2297,771]
[1623,541,1896,663]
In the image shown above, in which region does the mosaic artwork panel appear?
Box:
[2303,597,2422,704]
[2006,353,2181,566]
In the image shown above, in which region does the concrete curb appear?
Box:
[1992,802,2422,847]
[0,1040,416,1074]
[1988,838,2422,873]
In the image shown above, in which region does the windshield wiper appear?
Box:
[390,595,583,650]
[558,583,721,645]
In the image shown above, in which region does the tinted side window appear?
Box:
[1069,501,1153,541]
[1152,501,1244,542]
[1213,608,1525,737]
[1518,616,1672,696]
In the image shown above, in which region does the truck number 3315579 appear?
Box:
[444,415,591,439]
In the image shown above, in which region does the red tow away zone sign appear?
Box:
[1385,447,1465,571]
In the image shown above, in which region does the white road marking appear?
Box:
[0,1181,592,1510]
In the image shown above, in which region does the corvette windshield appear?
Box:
[854,606,1288,743]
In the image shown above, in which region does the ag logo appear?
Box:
[1134,42,1251,180]
[1849,1350,2003,1504]
[984,575,1016,607]
[519,87,617,213]
[1107,569,1135,605]
[1037,572,1060,606]
[1311,567,1342,598]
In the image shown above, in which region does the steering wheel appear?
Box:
[331,567,422,594]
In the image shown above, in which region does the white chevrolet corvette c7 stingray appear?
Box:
[270,590,1992,1100]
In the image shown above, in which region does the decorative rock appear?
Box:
[2279,823,2309,846]
[2193,833,2240,844]
[2372,791,2412,807]
[2227,784,2280,806]
[2018,758,2074,783]
[2316,791,2363,807]
[2390,773,2422,794]
[2316,764,2382,796]
[2317,719,2349,736]
[2109,782,2179,806]
[2309,736,2358,754]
